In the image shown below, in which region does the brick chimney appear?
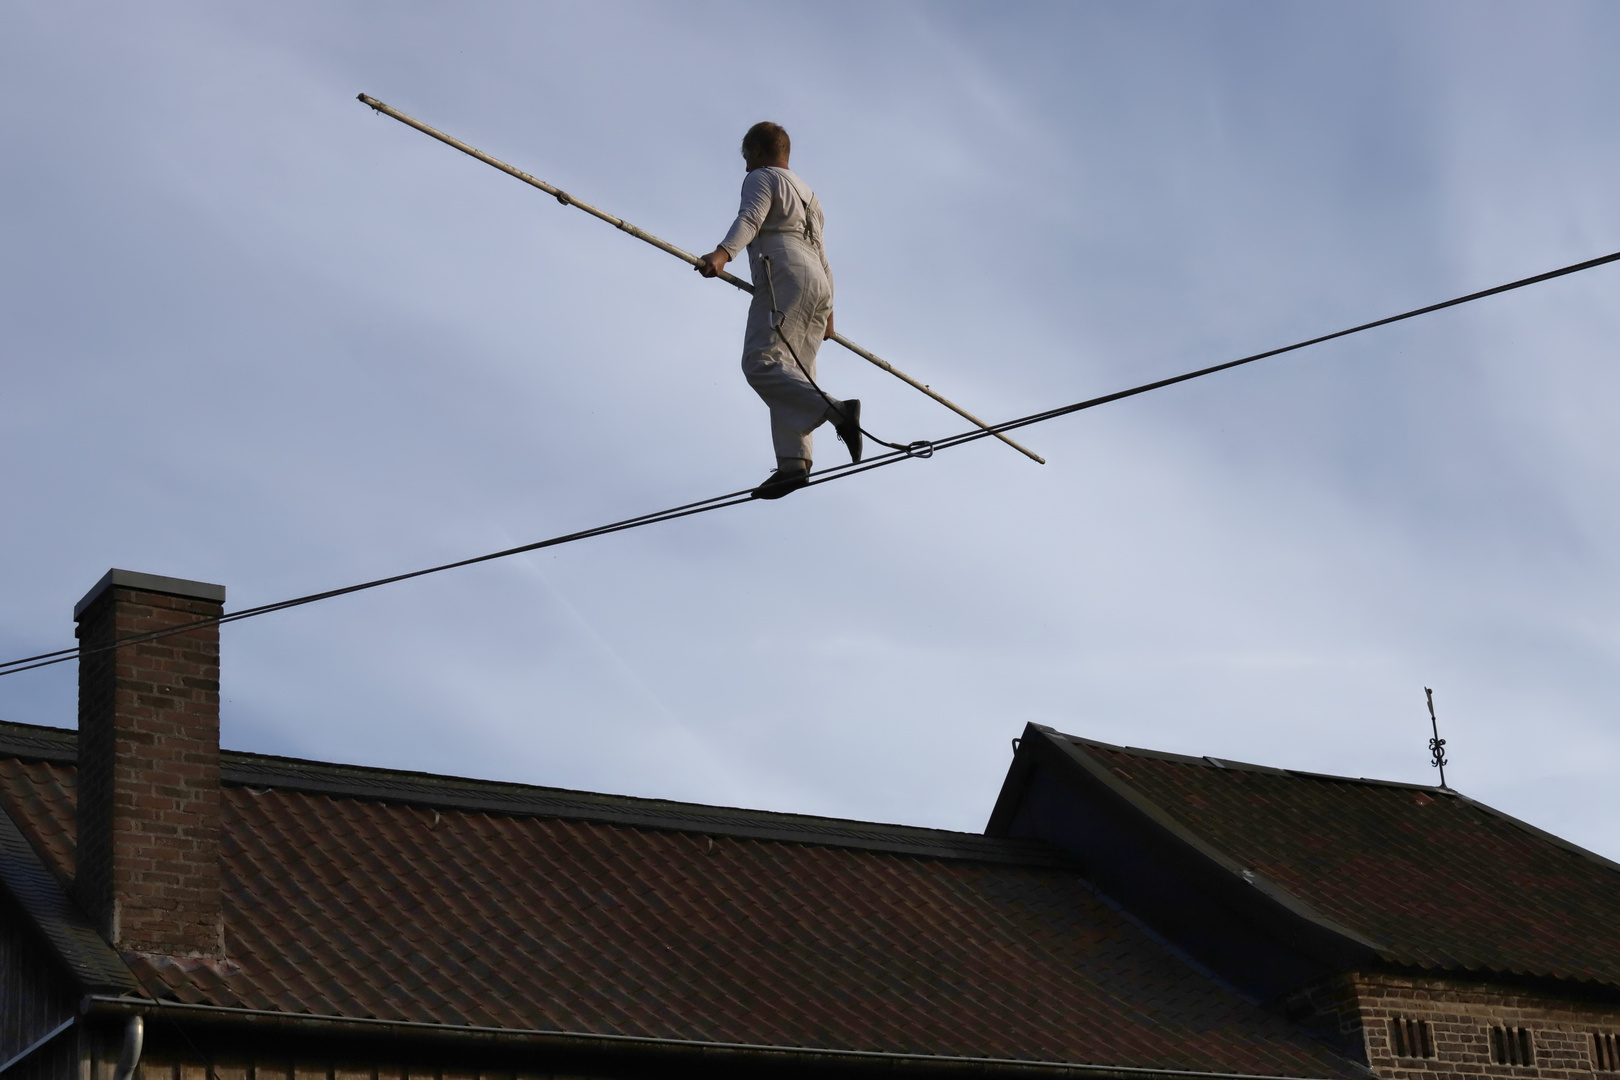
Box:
[74,568,226,958]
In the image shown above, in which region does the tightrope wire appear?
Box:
[2,245,1616,679]
[806,245,1620,483]
[0,485,760,677]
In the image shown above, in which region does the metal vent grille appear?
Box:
[1389,1017,1435,1059]
[1490,1026,1535,1067]
[1595,1032,1620,1072]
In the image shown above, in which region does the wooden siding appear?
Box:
[0,892,77,1079]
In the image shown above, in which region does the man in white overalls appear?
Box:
[697,122,860,499]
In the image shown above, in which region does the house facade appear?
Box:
[0,569,1616,1079]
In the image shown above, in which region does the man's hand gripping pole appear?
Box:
[356,93,1045,466]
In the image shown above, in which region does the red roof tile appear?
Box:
[0,723,1359,1077]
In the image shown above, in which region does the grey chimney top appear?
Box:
[74,569,227,620]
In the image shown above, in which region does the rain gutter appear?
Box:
[82,996,1358,1080]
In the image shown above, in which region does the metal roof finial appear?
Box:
[1425,687,1449,788]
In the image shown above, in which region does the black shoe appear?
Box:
[751,467,810,500]
[833,399,863,463]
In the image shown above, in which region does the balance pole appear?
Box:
[357,94,1046,466]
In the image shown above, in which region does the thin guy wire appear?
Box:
[3,245,1616,679]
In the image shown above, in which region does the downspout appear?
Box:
[112,1017,143,1080]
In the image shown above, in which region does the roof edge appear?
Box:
[0,721,1068,868]
[83,997,1365,1080]
[1450,792,1620,877]
[0,720,76,764]
[1050,730,1620,882]
[0,804,139,994]
[1060,734,1453,794]
[223,750,1071,866]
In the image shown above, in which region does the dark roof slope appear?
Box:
[1004,726,1620,991]
[0,722,1360,1078]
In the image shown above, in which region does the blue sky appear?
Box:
[4,1,1618,856]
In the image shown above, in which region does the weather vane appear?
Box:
[1424,687,1449,788]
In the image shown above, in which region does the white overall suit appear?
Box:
[718,166,846,462]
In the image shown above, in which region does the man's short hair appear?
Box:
[742,122,791,162]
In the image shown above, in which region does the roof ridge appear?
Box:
[1051,729,1452,793]
[224,751,1071,865]
[224,745,971,833]
[0,720,76,764]
[0,721,1070,867]
[1059,729,1620,868]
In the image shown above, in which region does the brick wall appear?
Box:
[1288,971,1620,1079]
[1282,972,1368,1063]
[75,569,226,958]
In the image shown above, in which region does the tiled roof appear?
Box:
[0,722,1360,1078]
[1049,729,1620,989]
[0,756,136,994]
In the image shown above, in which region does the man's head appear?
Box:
[741,122,791,170]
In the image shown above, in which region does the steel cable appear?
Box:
[2,245,1616,679]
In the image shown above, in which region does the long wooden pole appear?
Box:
[357,94,1046,465]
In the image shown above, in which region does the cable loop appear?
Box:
[758,255,928,456]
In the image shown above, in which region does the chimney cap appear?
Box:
[74,569,226,620]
